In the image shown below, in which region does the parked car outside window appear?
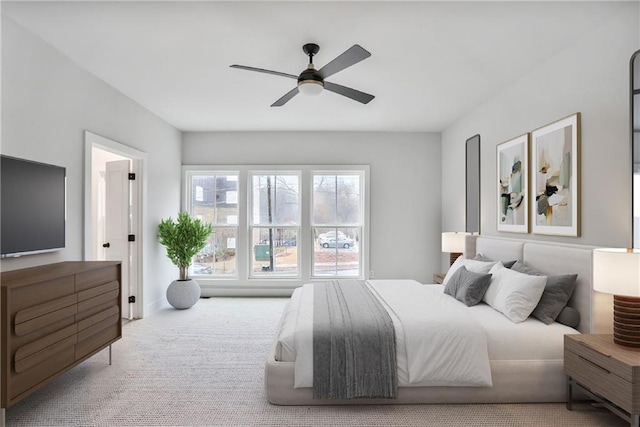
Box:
[317,231,355,249]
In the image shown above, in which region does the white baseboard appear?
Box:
[200,287,294,297]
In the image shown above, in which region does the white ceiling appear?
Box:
[2,1,625,132]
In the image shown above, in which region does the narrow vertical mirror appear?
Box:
[632,50,640,248]
[466,134,481,234]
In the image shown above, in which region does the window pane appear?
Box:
[215,177,239,225]
[251,228,299,276]
[313,227,360,276]
[313,175,360,225]
[189,173,238,277]
[252,175,299,225]
[191,174,238,225]
[192,227,237,276]
[337,175,361,224]
[313,175,337,224]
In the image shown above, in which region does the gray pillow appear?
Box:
[510,261,578,325]
[556,306,580,329]
[474,254,517,269]
[443,266,492,307]
[443,267,463,297]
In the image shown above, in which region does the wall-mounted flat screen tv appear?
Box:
[1,155,66,257]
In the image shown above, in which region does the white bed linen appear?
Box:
[277,280,493,389]
[463,295,580,360]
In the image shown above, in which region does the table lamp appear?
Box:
[593,248,640,348]
[441,232,470,266]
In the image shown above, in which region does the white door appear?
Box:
[105,160,131,319]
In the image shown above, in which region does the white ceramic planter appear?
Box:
[166,279,201,309]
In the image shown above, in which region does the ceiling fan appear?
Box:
[230,43,375,107]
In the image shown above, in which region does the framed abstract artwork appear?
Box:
[530,113,580,236]
[497,134,528,233]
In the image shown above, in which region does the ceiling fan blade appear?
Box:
[230,65,297,80]
[271,87,300,107]
[324,82,374,105]
[317,45,371,79]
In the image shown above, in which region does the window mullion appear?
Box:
[236,170,248,281]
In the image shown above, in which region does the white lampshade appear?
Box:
[441,232,470,253]
[593,248,640,296]
[298,80,324,96]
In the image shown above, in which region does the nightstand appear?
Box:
[565,334,640,426]
[432,272,446,284]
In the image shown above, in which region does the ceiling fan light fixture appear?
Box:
[297,79,324,96]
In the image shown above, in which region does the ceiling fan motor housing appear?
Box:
[298,67,324,86]
[299,43,324,87]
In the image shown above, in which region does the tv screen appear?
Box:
[1,155,66,257]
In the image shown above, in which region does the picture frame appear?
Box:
[530,113,580,236]
[497,134,529,233]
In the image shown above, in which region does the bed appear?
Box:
[265,235,613,405]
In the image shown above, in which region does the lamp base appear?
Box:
[613,295,640,348]
[449,252,462,266]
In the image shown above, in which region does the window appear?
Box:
[312,173,363,277]
[249,173,300,277]
[188,172,239,276]
[183,166,368,287]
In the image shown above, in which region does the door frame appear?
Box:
[84,131,147,319]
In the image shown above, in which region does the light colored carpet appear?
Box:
[6,297,625,426]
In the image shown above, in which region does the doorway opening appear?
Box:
[84,131,146,319]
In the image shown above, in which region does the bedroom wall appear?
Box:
[182,131,441,285]
[1,16,182,316]
[441,1,639,260]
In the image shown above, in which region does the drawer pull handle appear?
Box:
[578,341,611,357]
[578,355,611,374]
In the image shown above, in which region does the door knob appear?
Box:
[102,243,110,248]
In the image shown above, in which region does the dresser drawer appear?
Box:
[7,276,75,313]
[9,344,76,404]
[565,349,633,412]
[76,265,120,292]
[75,323,120,361]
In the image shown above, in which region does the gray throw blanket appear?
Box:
[313,280,398,400]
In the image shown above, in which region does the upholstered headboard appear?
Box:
[463,235,612,334]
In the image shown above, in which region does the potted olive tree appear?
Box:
[158,212,213,309]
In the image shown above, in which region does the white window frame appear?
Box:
[310,170,365,279]
[182,165,370,295]
[248,170,302,279]
[183,169,240,278]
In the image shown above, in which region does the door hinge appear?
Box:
[128,296,136,303]
[128,173,136,180]
[128,234,135,242]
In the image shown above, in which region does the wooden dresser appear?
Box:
[1,261,121,417]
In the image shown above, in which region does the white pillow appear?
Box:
[483,263,547,323]
[443,257,497,285]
